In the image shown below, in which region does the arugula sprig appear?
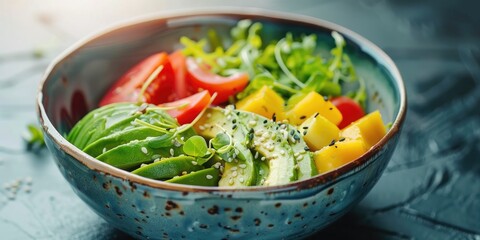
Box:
[180,20,366,108]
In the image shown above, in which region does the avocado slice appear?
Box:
[83,126,163,157]
[237,111,298,186]
[284,125,318,180]
[132,156,204,180]
[166,168,220,186]
[194,107,256,187]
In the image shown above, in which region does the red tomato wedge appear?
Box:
[99,52,176,106]
[168,50,190,99]
[160,90,211,125]
[331,96,365,129]
[185,57,249,104]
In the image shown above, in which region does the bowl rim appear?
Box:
[37,7,407,194]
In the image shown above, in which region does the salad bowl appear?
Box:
[37,8,406,239]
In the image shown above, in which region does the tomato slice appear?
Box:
[331,96,365,129]
[185,57,249,104]
[99,52,176,106]
[168,50,191,99]
[161,90,211,125]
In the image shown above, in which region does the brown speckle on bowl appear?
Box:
[199,224,208,229]
[234,207,242,213]
[165,200,179,211]
[208,205,219,215]
[327,188,334,195]
[114,186,123,196]
[143,191,150,198]
[102,182,110,190]
[275,203,282,208]
[254,218,261,226]
[129,181,137,192]
[230,215,241,221]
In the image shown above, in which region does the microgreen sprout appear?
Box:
[137,64,164,103]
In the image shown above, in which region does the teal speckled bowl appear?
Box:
[37,8,406,239]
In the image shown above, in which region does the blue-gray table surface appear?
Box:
[1,0,479,239]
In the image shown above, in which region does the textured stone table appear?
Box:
[1,0,479,239]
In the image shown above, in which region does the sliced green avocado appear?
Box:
[83,126,163,157]
[166,168,220,186]
[237,111,298,186]
[69,103,138,149]
[69,103,178,150]
[67,103,137,142]
[132,156,204,180]
[284,125,317,180]
[96,138,183,170]
[194,107,256,187]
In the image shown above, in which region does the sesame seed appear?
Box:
[141,163,148,167]
[231,166,238,171]
[206,113,212,118]
[141,147,148,154]
[254,152,259,159]
[239,177,244,183]
[102,148,107,154]
[248,121,257,127]
[154,158,160,163]
[232,171,238,177]
[199,125,206,131]
[206,175,213,180]
[239,164,247,169]
[261,157,266,161]
[170,148,175,156]
[191,161,198,165]
[228,178,234,185]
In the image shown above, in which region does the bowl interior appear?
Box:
[41,12,402,137]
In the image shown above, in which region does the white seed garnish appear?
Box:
[141,147,148,154]
[206,175,213,180]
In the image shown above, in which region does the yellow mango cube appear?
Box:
[313,140,367,174]
[236,86,285,120]
[299,114,340,151]
[340,110,386,149]
[286,91,342,126]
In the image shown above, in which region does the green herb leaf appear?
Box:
[23,124,45,150]
[183,136,208,157]
[211,132,230,150]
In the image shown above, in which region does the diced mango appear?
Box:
[340,110,386,149]
[236,86,285,120]
[313,140,367,174]
[299,114,340,151]
[286,91,342,126]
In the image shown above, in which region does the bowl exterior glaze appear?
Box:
[43,132,398,239]
[38,9,406,240]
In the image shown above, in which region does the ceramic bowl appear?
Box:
[37,8,406,239]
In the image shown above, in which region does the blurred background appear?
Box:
[1,0,480,239]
